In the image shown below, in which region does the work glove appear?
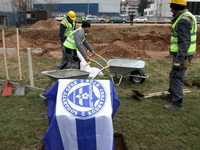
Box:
[173,63,181,71]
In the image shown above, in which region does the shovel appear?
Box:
[1,30,13,96]
[14,28,25,95]
[132,89,191,100]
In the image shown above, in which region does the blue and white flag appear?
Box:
[44,79,120,150]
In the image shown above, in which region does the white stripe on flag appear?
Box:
[96,116,113,150]
[56,116,78,150]
[95,81,113,150]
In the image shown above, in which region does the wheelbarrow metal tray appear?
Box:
[107,59,145,74]
[41,69,89,81]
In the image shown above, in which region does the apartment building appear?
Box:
[144,0,200,17]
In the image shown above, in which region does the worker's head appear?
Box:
[169,0,186,14]
[67,11,76,22]
[81,21,91,33]
[168,0,187,6]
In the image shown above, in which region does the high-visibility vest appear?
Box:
[61,19,75,37]
[170,11,197,55]
[63,27,85,50]
[81,16,86,21]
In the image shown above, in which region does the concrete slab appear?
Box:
[0,48,16,54]
[0,48,43,54]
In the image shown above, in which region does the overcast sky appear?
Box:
[0,0,12,11]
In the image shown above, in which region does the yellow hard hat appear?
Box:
[67,11,76,20]
[168,0,187,6]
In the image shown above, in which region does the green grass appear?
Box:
[0,55,200,150]
[0,92,47,149]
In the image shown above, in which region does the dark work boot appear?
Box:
[164,99,183,110]
[164,98,184,110]
[164,104,184,110]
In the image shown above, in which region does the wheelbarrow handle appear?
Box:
[85,60,92,67]
[94,53,108,63]
[90,59,110,74]
[81,59,92,70]
[104,65,110,69]
[91,65,110,80]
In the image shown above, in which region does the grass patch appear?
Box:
[0,55,200,149]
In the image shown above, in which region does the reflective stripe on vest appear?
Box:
[61,19,75,37]
[170,11,197,55]
[63,27,85,50]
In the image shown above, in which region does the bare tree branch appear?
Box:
[11,0,33,11]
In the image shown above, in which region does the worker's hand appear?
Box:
[173,63,181,71]
[87,51,95,57]
[85,56,91,62]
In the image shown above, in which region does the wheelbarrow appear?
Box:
[89,54,148,86]
[40,69,90,99]
[41,69,90,81]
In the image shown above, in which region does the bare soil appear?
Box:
[1,19,200,59]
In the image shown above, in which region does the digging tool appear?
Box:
[14,28,25,95]
[132,89,191,100]
[1,30,13,96]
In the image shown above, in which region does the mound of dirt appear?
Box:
[89,25,172,58]
[29,18,60,30]
[5,34,37,48]
[99,40,149,58]
[184,78,200,88]
[0,19,200,59]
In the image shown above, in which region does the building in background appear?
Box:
[0,11,27,26]
[1,0,199,26]
[26,10,50,24]
[1,0,120,26]
[144,0,200,17]
[121,0,128,15]
[120,0,153,18]
[34,0,121,17]
[126,1,140,16]
[144,0,171,17]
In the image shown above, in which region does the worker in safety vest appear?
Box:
[55,11,76,70]
[164,0,197,110]
[63,21,95,69]
[81,15,86,22]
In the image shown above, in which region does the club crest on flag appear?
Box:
[62,80,106,117]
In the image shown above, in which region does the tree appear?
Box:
[44,0,57,17]
[11,0,33,11]
[138,0,148,16]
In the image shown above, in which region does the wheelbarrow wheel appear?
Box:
[129,70,145,84]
